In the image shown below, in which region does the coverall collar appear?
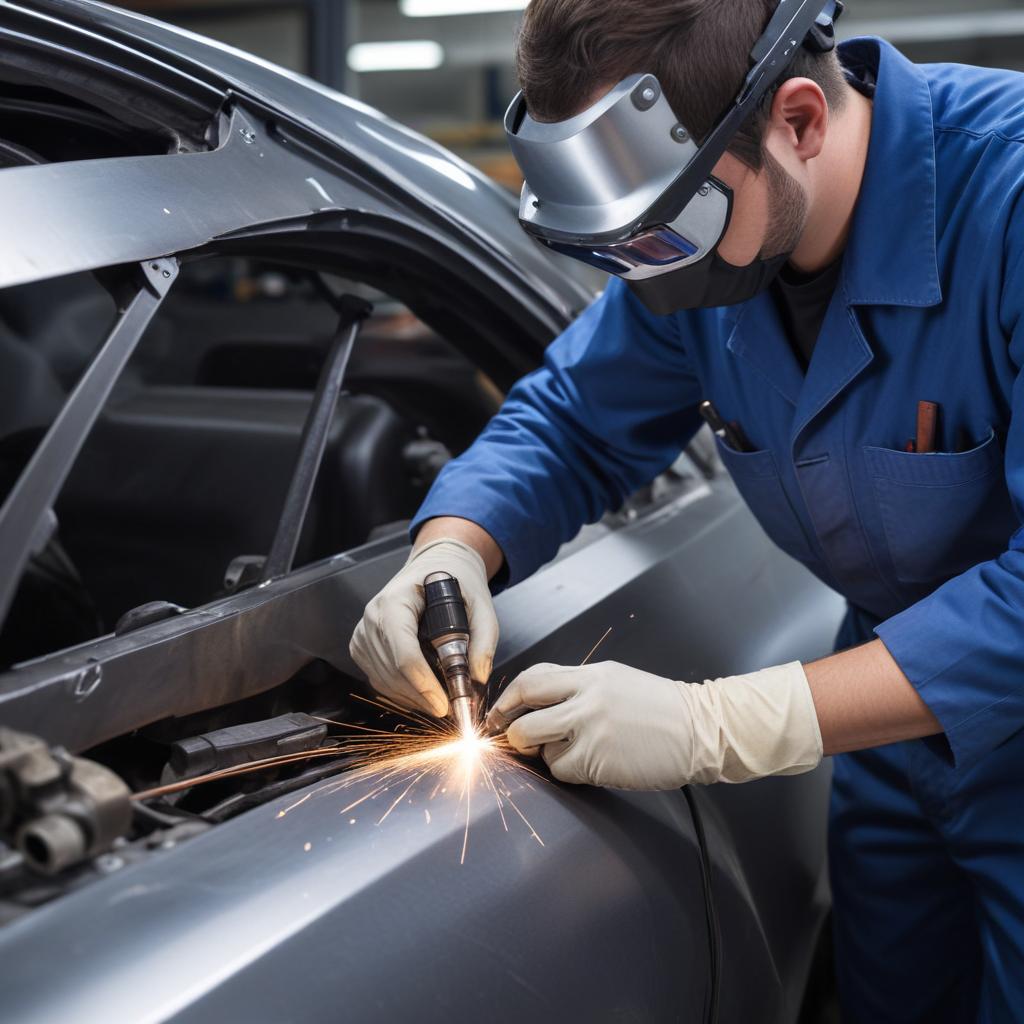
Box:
[839,37,943,309]
[723,37,943,415]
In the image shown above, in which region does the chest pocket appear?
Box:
[864,431,1015,585]
[713,436,816,566]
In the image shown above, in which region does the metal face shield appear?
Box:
[504,0,844,309]
[505,75,733,282]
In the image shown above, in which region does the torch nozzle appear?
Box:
[450,695,478,739]
[435,657,479,735]
[419,572,482,734]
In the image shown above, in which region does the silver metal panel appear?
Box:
[0,107,385,289]
[0,762,713,1023]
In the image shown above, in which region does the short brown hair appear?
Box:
[516,0,847,170]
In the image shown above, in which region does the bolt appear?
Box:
[162,270,171,278]
[698,184,711,197]
[95,853,124,874]
[240,129,257,145]
[671,125,690,144]
[633,81,659,111]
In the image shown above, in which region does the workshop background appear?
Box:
[117,0,1024,192]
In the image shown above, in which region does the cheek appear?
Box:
[716,179,769,267]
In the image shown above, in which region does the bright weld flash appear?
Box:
[419,730,491,781]
[454,730,488,767]
[277,697,546,863]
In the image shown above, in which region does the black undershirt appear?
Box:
[771,256,844,369]
[769,60,877,370]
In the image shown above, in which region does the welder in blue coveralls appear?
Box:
[351,1,1024,1019]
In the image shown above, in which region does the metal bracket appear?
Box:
[141,257,179,299]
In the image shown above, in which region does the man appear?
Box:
[351,1,1024,1019]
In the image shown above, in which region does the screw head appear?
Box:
[642,87,656,103]
[239,128,257,145]
[698,184,711,197]
[671,125,690,144]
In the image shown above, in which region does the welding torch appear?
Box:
[419,572,481,736]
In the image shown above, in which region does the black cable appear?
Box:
[132,801,195,829]
[200,756,357,823]
[683,786,721,1024]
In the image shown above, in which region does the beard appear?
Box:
[758,149,809,261]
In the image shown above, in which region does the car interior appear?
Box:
[0,258,504,669]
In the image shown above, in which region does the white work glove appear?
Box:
[349,539,498,717]
[485,661,822,790]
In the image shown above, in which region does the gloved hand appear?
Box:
[485,661,822,790]
[349,538,498,717]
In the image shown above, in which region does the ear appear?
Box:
[768,78,828,162]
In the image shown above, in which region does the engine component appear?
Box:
[0,728,131,875]
[169,712,329,779]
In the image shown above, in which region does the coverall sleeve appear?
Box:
[410,278,704,587]
[874,215,1024,770]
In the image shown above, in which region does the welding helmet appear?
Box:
[504,0,844,315]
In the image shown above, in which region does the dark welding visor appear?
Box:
[504,0,843,287]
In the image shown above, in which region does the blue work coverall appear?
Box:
[413,38,1024,1022]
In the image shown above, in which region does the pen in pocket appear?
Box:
[906,401,940,453]
[916,401,939,454]
[700,400,751,453]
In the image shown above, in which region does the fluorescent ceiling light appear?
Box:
[401,0,528,16]
[347,40,444,72]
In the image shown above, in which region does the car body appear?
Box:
[0,2,845,1021]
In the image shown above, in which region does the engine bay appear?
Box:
[0,657,402,926]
